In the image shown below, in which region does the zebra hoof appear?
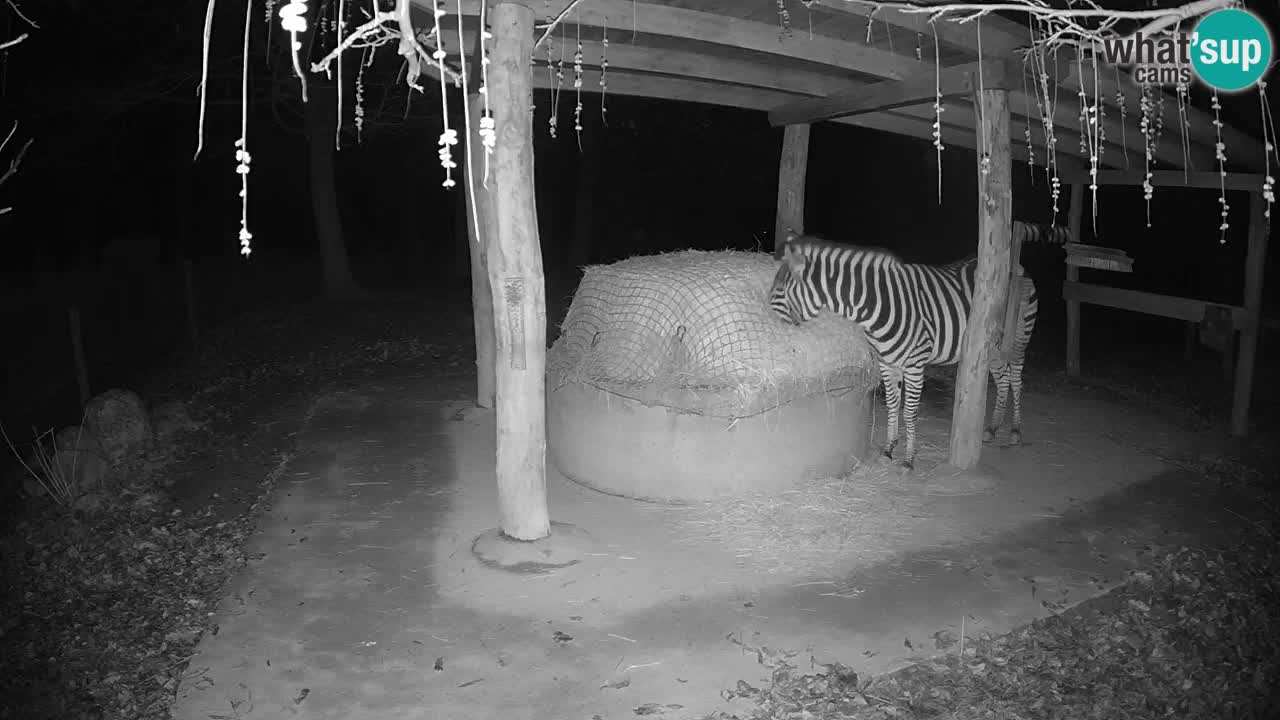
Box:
[982,428,997,443]
[1009,429,1022,446]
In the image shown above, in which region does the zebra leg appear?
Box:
[1009,360,1025,445]
[900,366,926,470]
[879,365,902,460]
[984,360,1010,443]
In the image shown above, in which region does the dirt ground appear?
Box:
[163,320,1259,720]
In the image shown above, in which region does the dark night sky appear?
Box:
[1,0,1278,438]
[0,0,1276,312]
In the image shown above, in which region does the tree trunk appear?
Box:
[1230,192,1269,436]
[774,123,810,255]
[455,178,472,280]
[950,88,1012,470]
[1064,183,1085,376]
[487,1,550,541]
[466,92,497,409]
[305,82,363,300]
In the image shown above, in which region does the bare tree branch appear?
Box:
[0,122,34,215]
[0,32,27,50]
[5,0,38,29]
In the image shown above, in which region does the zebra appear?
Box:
[768,223,1067,470]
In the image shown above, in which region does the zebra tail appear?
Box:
[1013,221,1071,246]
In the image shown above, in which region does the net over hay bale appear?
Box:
[547,250,879,503]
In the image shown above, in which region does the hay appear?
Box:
[657,461,961,578]
[548,250,877,418]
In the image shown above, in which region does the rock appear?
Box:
[150,399,202,440]
[84,389,152,466]
[73,491,107,513]
[53,425,107,494]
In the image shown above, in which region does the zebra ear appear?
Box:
[781,242,807,275]
[773,229,802,261]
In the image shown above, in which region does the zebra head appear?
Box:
[769,233,819,325]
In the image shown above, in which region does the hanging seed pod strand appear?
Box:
[600,16,609,125]
[1211,90,1229,242]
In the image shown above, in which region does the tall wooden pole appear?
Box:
[774,123,810,255]
[999,223,1024,359]
[1064,183,1085,377]
[487,0,550,541]
[950,88,1012,470]
[1231,192,1269,436]
[465,93,498,410]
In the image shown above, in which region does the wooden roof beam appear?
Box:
[537,71,1143,182]
[519,35,859,98]
[524,47,1145,172]
[767,58,1019,126]
[890,96,1144,171]
[1047,53,1265,171]
[540,52,1129,171]
[536,72,986,155]
[851,108,982,153]
[804,2,1264,170]
[805,0,1027,56]
[446,1,1257,170]
[811,2,1260,168]
[452,0,928,82]
[1056,167,1268,192]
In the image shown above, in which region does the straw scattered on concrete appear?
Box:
[654,458,962,578]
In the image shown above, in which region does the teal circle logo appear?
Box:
[1191,9,1273,91]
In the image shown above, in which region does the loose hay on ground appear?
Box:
[657,462,952,577]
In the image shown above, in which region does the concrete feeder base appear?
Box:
[471,522,595,574]
[547,381,874,503]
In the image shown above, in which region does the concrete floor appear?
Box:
[171,371,1241,720]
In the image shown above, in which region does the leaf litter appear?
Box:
[698,456,1280,720]
[0,297,470,720]
[4,296,1278,720]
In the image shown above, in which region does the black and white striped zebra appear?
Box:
[768,223,1066,469]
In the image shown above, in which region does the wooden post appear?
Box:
[999,223,1024,358]
[1220,330,1236,380]
[486,0,551,541]
[465,92,497,410]
[183,259,199,343]
[1064,183,1085,377]
[68,305,90,408]
[1230,192,1269,436]
[950,89,1012,470]
[774,123,809,255]
[454,181,471,280]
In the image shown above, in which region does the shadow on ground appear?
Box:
[169,364,1251,720]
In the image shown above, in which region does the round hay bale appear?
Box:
[547,250,879,503]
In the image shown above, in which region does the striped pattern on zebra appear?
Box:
[768,223,1067,470]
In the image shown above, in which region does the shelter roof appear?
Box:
[426,0,1268,178]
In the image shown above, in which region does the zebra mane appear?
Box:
[784,234,904,266]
